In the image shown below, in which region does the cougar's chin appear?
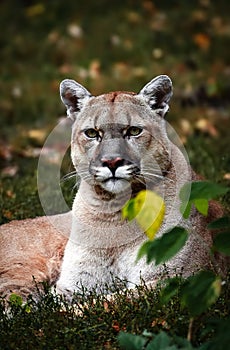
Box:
[100,178,130,194]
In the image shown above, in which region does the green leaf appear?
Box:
[122,190,165,240]
[136,239,159,264]
[180,201,192,219]
[207,318,230,350]
[179,182,192,202]
[118,332,146,350]
[213,231,230,256]
[9,293,23,307]
[161,277,182,304]
[122,198,136,221]
[208,216,230,230]
[173,335,196,349]
[180,181,228,218]
[181,271,221,316]
[118,331,194,350]
[154,227,188,265]
[194,198,209,216]
[197,345,209,350]
[189,181,228,201]
[145,332,176,350]
[138,227,188,265]
[144,239,159,264]
[136,241,153,262]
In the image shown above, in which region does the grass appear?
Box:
[0,274,229,349]
[0,0,230,348]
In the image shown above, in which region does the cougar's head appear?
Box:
[60,75,173,195]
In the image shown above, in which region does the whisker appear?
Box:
[142,172,164,180]
[141,166,164,173]
[139,171,174,184]
[79,175,91,182]
[72,181,80,191]
[61,171,77,182]
[140,171,164,180]
[142,165,171,175]
[134,176,146,186]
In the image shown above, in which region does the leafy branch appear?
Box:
[119,180,230,349]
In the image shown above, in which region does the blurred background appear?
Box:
[0,0,229,223]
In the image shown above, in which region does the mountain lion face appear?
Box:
[60,76,173,195]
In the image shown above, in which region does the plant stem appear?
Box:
[187,317,194,342]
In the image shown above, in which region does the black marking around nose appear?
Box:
[101,157,124,175]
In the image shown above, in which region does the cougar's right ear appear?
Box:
[60,79,92,120]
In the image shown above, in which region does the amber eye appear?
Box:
[84,128,99,139]
[126,126,142,137]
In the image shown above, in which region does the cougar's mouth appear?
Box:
[99,175,130,194]
[103,176,124,182]
[103,180,130,193]
[89,163,141,194]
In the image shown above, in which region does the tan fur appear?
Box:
[0,213,71,298]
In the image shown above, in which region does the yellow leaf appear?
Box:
[134,190,165,240]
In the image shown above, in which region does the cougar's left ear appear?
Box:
[60,79,92,120]
[138,75,173,117]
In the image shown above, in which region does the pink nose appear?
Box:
[101,157,124,171]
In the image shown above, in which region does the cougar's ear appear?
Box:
[60,79,92,120]
[139,75,173,117]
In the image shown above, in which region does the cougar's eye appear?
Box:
[84,128,99,139]
[126,126,142,137]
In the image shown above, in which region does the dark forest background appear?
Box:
[0,0,230,222]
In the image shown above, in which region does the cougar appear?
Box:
[0,75,225,299]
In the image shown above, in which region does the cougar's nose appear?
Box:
[101,157,124,172]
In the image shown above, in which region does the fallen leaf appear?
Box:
[126,11,142,24]
[152,48,164,59]
[193,33,210,50]
[195,118,218,137]
[6,190,16,198]
[180,119,192,136]
[2,210,13,220]
[2,165,18,177]
[132,66,146,77]
[67,23,83,38]
[192,10,207,22]
[89,60,101,79]
[27,129,47,143]
[21,148,42,158]
[25,3,45,17]
[223,173,230,180]
[112,320,120,332]
[0,144,13,160]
